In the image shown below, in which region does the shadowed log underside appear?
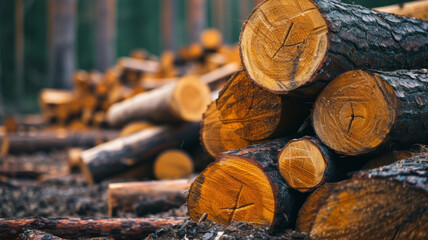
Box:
[313,69,428,155]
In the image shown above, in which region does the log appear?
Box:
[200,28,223,50]
[361,150,413,170]
[375,0,428,21]
[297,153,428,240]
[216,70,310,141]
[80,122,200,184]
[67,147,83,171]
[200,102,256,158]
[240,0,428,95]
[278,136,335,192]
[188,138,305,230]
[0,217,185,240]
[0,130,119,153]
[108,177,194,217]
[153,149,194,180]
[313,69,428,156]
[117,57,160,75]
[107,76,211,127]
[200,62,241,90]
[119,121,155,137]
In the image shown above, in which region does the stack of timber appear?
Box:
[189,0,428,236]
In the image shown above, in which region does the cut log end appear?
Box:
[217,70,282,141]
[154,149,194,180]
[278,137,327,192]
[201,102,253,158]
[171,76,212,122]
[200,28,223,50]
[240,0,328,93]
[188,156,276,227]
[313,70,397,155]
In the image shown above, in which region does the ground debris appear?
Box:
[147,220,309,240]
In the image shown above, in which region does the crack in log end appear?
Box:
[240,0,328,93]
[346,100,365,134]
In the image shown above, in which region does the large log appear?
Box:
[0,217,185,240]
[107,76,211,127]
[297,153,428,240]
[80,122,200,184]
[200,102,257,158]
[188,138,305,230]
[0,130,119,154]
[216,70,310,141]
[313,69,428,155]
[375,0,428,21]
[240,0,428,95]
[108,177,194,217]
[277,136,335,192]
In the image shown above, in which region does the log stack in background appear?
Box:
[188,0,428,236]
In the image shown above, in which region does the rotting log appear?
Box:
[216,70,310,141]
[107,76,211,127]
[0,130,119,154]
[108,177,194,217]
[0,217,185,240]
[297,153,428,240]
[200,102,257,158]
[188,138,305,230]
[278,136,335,192]
[240,0,428,95]
[80,122,200,184]
[313,69,428,156]
[375,0,428,21]
[153,149,194,180]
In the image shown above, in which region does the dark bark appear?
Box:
[0,130,119,154]
[371,69,428,150]
[81,122,200,184]
[303,0,428,95]
[0,217,185,240]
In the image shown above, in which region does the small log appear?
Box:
[216,70,310,141]
[0,130,119,153]
[240,0,428,95]
[18,229,64,240]
[67,147,83,171]
[297,154,428,240]
[119,121,155,137]
[188,138,305,230]
[375,0,428,21]
[200,28,223,50]
[117,57,160,75]
[200,102,257,158]
[80,122,200,184]
[107,76,211,127]
[313,69,428,155]
[278,136,335,192]
[108,177,194,217]
[153,149,194,180]
[0,217,185,240]
[361,150,413,170]
[200,62,240,90]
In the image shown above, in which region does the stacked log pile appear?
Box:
[189,0,428,238]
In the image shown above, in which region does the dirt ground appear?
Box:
[0,150,309,239]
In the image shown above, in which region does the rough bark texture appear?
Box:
[240,0,428,95]
[80,122,200,184]
[18,230,64,240]
[298,153,428,240]
[0,130,119,154]
[188,138,305,230]
[0,217,185,240]
[313,69,428,155]
[108,178,194,217]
